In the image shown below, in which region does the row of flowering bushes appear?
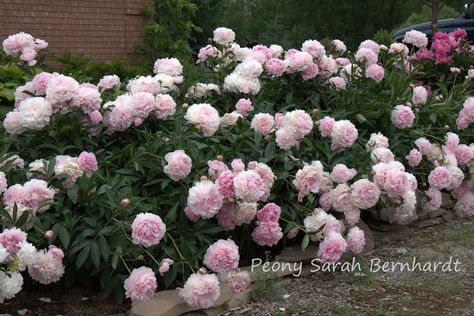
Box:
[0,27,473,306]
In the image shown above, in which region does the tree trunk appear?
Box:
[431,1,439,36]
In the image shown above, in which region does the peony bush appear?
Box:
[0,27,473,306]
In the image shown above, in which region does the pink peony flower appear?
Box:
[355,48,378,66]
[428,166,451,190]
[415,137,432,155]
[286,51,313,72]
[154,94,176,119]
[179,273,220,308]
[32,72,53,95]
[412,86,428,105]
[383,169,409,198]
[330,164,357,184]
[203,239,240,273]
[158,258,174,275]
[98,75,120,92]
[455,144,472,165]
[131,213,166,247]
[28,247,65,285]
[0,172,6,194]
[403,30,428,48]
[153,58,183,76]
[370,147,395,163]
[45,74,80,113]
[423,187,442,211]
[22,179,55,212]
[256,203,281,222]
[163,150,192,181]
[187,180,224,219]
[235,98,254,116]
[216,202,238,230]
[301,39,326,59]
[222,270,251,293]
[235,202,257,224]
[455,191,474,218]
[216,170,235,198]
[184,103,220,136]
[406,148,422,167]
[391,105,415,129]
[251,221,283,246]
[73,83,102,114]
[233,170,264,202]
[77,151,98,172]
[208,160,229,179]
[365,64,384,82]
[213,27,235,45]
[318,116,336,137]
[301,63,319,80]
[346,227,365,254]
[293,162,324,202]
[89,110,103,124]
[330,120,358,151]
[0,228,27,253]
[265,58,286,76]
[250,113,274,136]
[328,76,347,90]
[359,39,380,54]
[231,159,245,172]
[124,267,157,301]
[317,231,347,262]
[351,179,380,209]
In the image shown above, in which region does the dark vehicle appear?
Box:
[393,3,474,42]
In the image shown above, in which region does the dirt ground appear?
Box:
[0,285,129,316]
[234,218,474,316]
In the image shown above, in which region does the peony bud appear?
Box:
[200,175,208,181]
[44,230,54,239]
[121,198,130,206]
[182,103,189,109]
[216,155,224,161]
[137,255,144,260]
[198,267,207,275]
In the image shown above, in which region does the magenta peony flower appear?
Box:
[204,239,240,273]
[256,203,281,222]
[124,267,157,301]
[163,150,192,181]
[317,231,347,262]
[77,151,98,173]
[179,273,220,308]
[346,227,366,254]
[131,213,166,247]
[252,221,283,246]
[391,105,415,129]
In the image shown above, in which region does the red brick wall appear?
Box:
[0,0,154,64]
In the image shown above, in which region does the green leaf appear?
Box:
[67,187,79,204]
[301,235,310,251]
[59,226,70,249]
[76,244,91,269]
[90,241,100,268]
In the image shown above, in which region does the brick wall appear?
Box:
[0,0,154,64]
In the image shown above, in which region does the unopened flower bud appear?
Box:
[200,175,208,181]
[182,103,189,109]
[198,267,207,275]
[44,230,53,239]
[121,198,130,206]
[216,155,224,161]
[228,197,235,203]
[312,108,320,116]
[137,255,144,260]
